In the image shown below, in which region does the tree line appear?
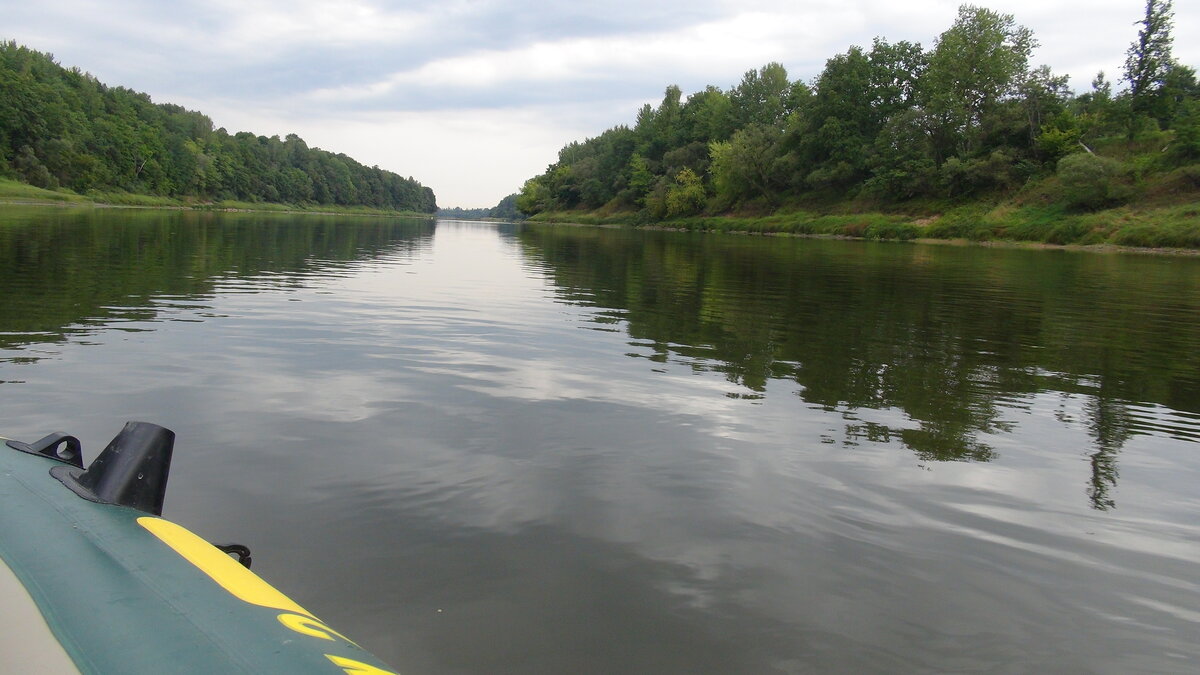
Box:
[437,193,523,220]
[517,2,1199,219]
[0,42,437,212]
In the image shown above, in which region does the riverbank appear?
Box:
[0,179,435,219]
[528,198,1200,252]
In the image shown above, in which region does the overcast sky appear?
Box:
[5,1,1198,207]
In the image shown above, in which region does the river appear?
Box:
[2,207,1198,673]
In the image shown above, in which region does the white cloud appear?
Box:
[307,9,846,102]
[205,0,433,55]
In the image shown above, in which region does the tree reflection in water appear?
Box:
[518,224,1200,509]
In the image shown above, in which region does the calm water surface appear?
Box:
[2,207,1199,673]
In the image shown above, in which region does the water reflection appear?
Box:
[0,207,434,356]
[517,225,1200,508]
[1085,394,1131,510]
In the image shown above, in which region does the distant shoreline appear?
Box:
[6,195,1196,257]
[0,197,435,220]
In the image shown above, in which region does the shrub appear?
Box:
[1165,164,1200,189]
[938,150,1021,197]
[1036,127,1082,163]
[864,222,920,240]
[1170,100,1200,163]
[1045,220,1089,245]
[1056,153,1134,210]
[665,169,707,218]
[644,177,670,220]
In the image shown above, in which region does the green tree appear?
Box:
[628,86,688,165]
[1035,111,1083,162]
[1124,0,1175,126]
[867,38,927,115]
[665,168,707,217]
[661,142,710,181]
[864,110,936,200]
[1019,65,1072,154]
[709,123,786,207]
[797,46,875,189]
[1069,72,1126,144]
[516,176,550,215]
[924,5,1036,160]
[730,63,792,128]
[680,86,735,143]
[625,153,654,207]
[1169,98,1200,162]
[1160,64,1199,125]
[490,193,524,220]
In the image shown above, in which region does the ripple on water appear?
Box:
[2,215,1200,672]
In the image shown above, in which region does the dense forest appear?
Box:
[0,42,437,212]
[437,193,524,220]
[517,2,1199,221]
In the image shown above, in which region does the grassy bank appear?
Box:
[529,187,1200,251]
[0,178,89,203]
[531,205,1200,251]
[0,179,436,218]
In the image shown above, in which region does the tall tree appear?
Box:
[867,38,927,116]
[797,46,876,189]
[679,86,734,143]
[1123,0,1174,123]
[1019,65,1072,151]
[923,5,1036,159]
[730,63,793,128]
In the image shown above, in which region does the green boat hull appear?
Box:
[0,432,397,674]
